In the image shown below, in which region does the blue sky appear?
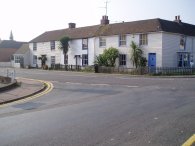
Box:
[0,0,194,42]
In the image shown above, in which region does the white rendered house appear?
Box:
[29,16,195,68]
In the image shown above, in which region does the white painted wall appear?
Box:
[162,32,195,67]
[94,32,163,68]
[29,41,62,68]
[68,38,95,66]
[29,32,195,68]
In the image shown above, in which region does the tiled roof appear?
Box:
[30,18,195,43]
[0,48,17,62]
[0,40,25,49]
[14,43,30,55]
[30,25,100,42]
[0,40,26,62]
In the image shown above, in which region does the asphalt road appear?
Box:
[0,68,195,146]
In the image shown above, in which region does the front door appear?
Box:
[148,53,156,67]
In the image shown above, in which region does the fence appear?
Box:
[0,62,12,68]
[49,64,195,75]
[50,64,81,71]
[97,66,195,75]
[0,68,16,82]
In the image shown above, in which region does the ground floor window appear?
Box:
[33,55,37,64]
[82,54,88,66]
[177,52,190,67]
[15,56,23,63]
[51,56,55,65]
[119,54,126,66]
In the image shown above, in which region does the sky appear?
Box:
[0,0,194,42]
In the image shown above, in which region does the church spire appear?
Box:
[10,30,14,40]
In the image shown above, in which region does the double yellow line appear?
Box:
[0,78,53,108]
[182,134,195,146]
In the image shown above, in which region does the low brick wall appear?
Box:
[0,76,11,84]
[0,77,17,92]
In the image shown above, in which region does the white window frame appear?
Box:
[51,56,55,65]
[99,37,106,47]
[82,38,88,50]
[82,54,88,66]
[119,35,126,46]
[33,55,37,64]
[33,42,37,51]
[15,56,23,63]
[139,34,148,46]
[50,41,55,50]
[119,54,126,66]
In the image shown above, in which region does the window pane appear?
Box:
[82,54,88,66]
[119,54,126,66]
[50,41,55,50]
[119,35,126,46]
[99,37,106,47]
[33,55,37,64]
[82,39,88,49]
[139,34,148,45]
[33,43,37,51]
[51,56,55,64]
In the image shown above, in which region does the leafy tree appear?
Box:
[140,56,147,67]
[130,41,147,68]
[38,55,47,67]
[96,47,119,67]
[95,54,108,66]
[59,36,70,65]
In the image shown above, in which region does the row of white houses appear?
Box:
[25,16,195,68]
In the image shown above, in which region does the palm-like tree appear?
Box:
[59,36,70,65]
[130,41,143,68]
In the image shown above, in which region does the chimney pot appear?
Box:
[178,15,180,20]
[101,15,109,25]
[68,23,76,29]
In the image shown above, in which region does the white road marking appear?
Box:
[64,82,139,88]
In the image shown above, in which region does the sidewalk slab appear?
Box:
[0,78,45,104]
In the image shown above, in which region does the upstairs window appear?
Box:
[119,54,126,66]
[82,38,88,50]
[50,41,55,50]
[139,34,148,46]
[99,37,106,47]
[119,35,126,46]
[180,35,186,50]
[33,42,37,51]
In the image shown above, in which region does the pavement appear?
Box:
[0,78,46,104]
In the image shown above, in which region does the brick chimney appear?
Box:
[101,15,109,25]
[68,23,76,28]
[174,15,182,23]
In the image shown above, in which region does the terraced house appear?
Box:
[29,15,195,68]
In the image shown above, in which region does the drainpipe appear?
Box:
[94,37,96,65]
[192,37,194,61]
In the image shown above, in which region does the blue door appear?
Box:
[148,53,156,67]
